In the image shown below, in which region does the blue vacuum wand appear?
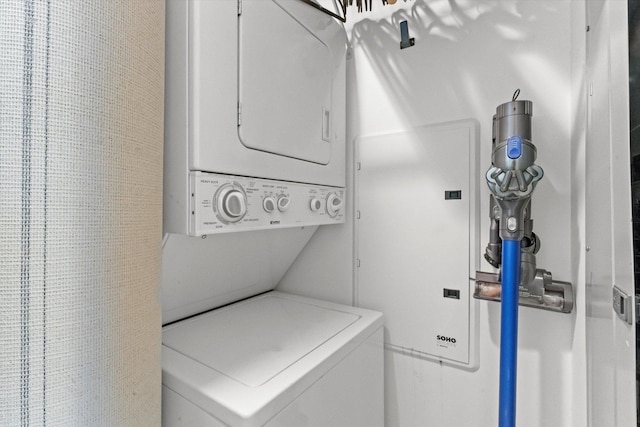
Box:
[485,92,543,427]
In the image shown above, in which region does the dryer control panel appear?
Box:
[189,172,345,236]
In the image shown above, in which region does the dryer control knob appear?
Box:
[263,197,276,213]
[326,193,343,218]
[309,198,322,212]
[216,184,247,223]
[277,196,291,212]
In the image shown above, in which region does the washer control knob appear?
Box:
[263,196,276,213]
[216,184,247,223]
[277,196,291,212]
[309,198,322,212]
[326,193,343,218]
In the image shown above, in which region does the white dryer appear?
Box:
[164,0,347,236]
[162,1,384,426]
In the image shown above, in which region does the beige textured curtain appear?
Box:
[0,1,164,425]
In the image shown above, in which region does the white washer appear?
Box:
[162,1,381,425]
[162,292,384,426]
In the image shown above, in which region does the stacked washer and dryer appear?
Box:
[162,0,384,426]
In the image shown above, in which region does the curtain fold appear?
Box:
[1,1,164,425]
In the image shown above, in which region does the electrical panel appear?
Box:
[356,121,480,368]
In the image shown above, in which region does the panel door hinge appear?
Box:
[356,162,361,171]
[356,210,361,219]
[238,0,242,15]
[613,285,633,325]
[237,103,242,126]
[356,259,361,268]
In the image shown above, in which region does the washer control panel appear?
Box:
[189,172,346,235]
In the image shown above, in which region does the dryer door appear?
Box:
[238,0,336,165]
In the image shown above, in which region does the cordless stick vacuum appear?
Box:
[475,91,573,427]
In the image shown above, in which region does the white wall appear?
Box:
[583,1,636,425]
[280,1,588,425]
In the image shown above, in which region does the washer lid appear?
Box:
[162,293,360,387]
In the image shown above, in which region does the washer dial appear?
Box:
[277,195,291,212]
[326,193,343,218]
[263,196,276,213]
[215,183,247,223]
[309,198,322,212]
